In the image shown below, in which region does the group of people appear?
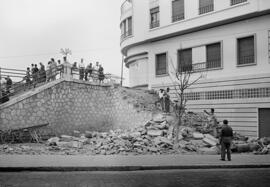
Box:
[25,58,62,88]
[72,60,105,83]
[0,76,13,104]
[156,88,171,113]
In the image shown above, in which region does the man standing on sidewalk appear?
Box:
[220,120,233,161]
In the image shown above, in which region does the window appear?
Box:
[172,0,185,22]
[199,0,214,15]
[120,17,133,41]
[127,17,132,36]
[231,0,247,6]
[150,7,160,29]
[206,43,221,69]
[156,53,167,75]
[237,36,255,65]
[178,49,192,72]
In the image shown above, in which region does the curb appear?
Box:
[1,164,270,172]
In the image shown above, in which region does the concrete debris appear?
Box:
[1,111,270,156]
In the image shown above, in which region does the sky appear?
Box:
[0,0,128,85]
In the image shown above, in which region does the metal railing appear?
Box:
[150,20,160,29]
[178,60,221,73]
[199,4,214,15]
[172,13,185,22]
[238,55,254,65]
[231,0,247,6]
[120,29,133,41]
[0,65,63,104]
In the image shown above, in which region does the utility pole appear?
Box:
[120,55,124,86]
[0,67,2,98]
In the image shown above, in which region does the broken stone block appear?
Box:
[85,131,93,139]
[199,147,219,155]
[147,130,163,137]
[130,132,141,137]
[60,135,73,142]
[47,137,60,144]
[192,132,204,139]
[203,138,217,146]
[204,134,219,144]
[152,113,165,123]
[148,147,158,152]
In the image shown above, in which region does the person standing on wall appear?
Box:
[204,108,218,137]
[164,87,170,113]
[78,58,85,80]
[220,120,233,161]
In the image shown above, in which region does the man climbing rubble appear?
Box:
[204,108,218,138]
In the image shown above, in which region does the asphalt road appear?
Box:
[0,168,270,187]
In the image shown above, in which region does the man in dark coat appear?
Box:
[220,120,233,161]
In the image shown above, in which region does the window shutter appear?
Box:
[178,49,192,72]
[206,43,221,68]
[238,36,254,65]
[156,53,167,75]
[172,0,184,22]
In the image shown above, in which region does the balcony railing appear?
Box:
[172,13,185,22]
[238,55,254,65]
[120,29,133,41]
[178,60,221,72]
[199,4,214,15]
[231,0,247,6]
[150,20,160,29]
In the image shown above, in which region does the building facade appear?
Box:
[120,0,270,137]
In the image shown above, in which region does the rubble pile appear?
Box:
[1,110,270,156]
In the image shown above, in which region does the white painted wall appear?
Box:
[120,0,270,53]
[129,58,149,87]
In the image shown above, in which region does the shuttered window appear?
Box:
[199,0,214,15]
[178,49,192,72]
[237,36,255,65]
[172,0,185,22]
[231,0,247,6]
[150,7,160,29]
[206,43,221,69]
[156,53,167,75]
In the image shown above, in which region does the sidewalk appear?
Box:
[0,154,270,171]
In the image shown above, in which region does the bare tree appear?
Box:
[168,57,206,145]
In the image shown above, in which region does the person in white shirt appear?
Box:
[78,58,85,80]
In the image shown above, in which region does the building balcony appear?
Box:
[231,0,247,6]
[172,13,185,22]
[199,4,214,15]
[178,60,221,72]
[121,0,133,18]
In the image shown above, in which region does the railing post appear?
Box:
[62,61,72,80]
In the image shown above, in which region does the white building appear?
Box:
[120,0,270,137]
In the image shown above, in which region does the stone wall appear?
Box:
[0,79,152,135]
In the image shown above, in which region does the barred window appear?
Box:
[206,43,221,69]
[237,36,255,65]
[172,0,185,22]
[199,0,214,15]
[156,53,167,75]
[178,48,192,72]
[127,17,132,35]
[150,7,160,29]
[231,0,247,6]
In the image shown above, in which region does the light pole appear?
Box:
[120,55,124,86]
